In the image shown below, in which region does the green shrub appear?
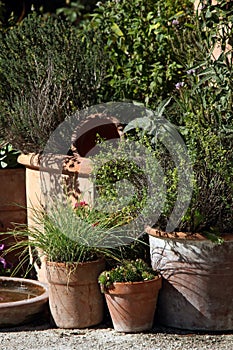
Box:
[124,1,233,236]
[83,0,193,108]
[169,0,233,234]
[0,141,21,168]
[0,14,106,153]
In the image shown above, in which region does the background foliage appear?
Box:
[84,0,194,108]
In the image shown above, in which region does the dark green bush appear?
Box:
[169,0,233,234]
[0,14,106,153]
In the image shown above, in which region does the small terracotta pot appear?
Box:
[104,276,162,332]
[46,259,105,329]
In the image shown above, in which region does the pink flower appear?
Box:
[74,201,88,208]
[92,222,99,227]
[0,244,4,251]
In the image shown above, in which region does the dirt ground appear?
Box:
[1,313,233,350]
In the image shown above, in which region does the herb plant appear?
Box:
[123,2,233,237]
[0,13,106,153]
[98,258,157,292]
[84,0,193,108]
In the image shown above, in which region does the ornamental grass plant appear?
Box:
[0,196,151,276]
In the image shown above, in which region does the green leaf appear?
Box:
[111,23,124,37]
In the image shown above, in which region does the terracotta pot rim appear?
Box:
[110,276,161,286]
[0,168,25,174]
[0,276,48,308]
[104,276,162,294]
[18,152,92,175]
[104,275,162,295]
[46,257,105,267]
[146,226,233,242]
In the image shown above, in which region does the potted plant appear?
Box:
[3,181,154,329]
[0,13,123,283]
[98,258,161,333]
[3,200,119,329]
[123,1,233,331]
[0,13,106,155]
[0,11,110,223]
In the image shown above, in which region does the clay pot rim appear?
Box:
[146,226,233,242]
[0,276,48,308]
[46,257,105,268]
[104,276,162,294]
[111,275,161,286]
[0,168,25,174]
[18,152,92,175]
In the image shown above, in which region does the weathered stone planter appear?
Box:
[148,228,233,331]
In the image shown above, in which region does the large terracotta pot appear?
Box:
[17,117,121,283]
[0,168,26,230]
[46,259,105,329]
[148,228,233,331]
[104,276,162,332]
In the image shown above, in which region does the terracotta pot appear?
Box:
[104,276,162,332]
[0,168,27,275]
[148,228,233,331]
[17,116,121,283]
[46,259,105,329]
[0,168,26,230]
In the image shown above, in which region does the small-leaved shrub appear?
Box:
[98,258,157,292]
[0,14,106,153]
[83,0,193,107]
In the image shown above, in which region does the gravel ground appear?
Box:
[1,318,233,350]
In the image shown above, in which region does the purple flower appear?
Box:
[175,82,184,90]
[187,68,196,75]
[0,257,7,269]
[172,19,179,26]
[0,244,4,251]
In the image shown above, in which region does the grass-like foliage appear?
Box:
[0,199,151,276]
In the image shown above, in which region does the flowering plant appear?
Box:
[0,244,12,275]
